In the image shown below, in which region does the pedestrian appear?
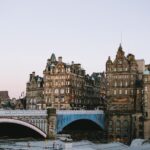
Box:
[53,142,55,149]
[27,142,30,148]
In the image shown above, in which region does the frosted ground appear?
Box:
[0,139,150,150]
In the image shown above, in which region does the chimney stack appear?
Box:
[58,56,62,62]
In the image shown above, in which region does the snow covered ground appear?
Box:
[0,139,150,149]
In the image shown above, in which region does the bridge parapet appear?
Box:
[0,110,47,117]
[0,110,48,136]
[57,110,104,115]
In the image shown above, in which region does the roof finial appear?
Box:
[118,43,122,51]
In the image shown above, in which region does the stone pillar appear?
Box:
[47,108,56,139]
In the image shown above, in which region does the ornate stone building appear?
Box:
[26,72,44,110]
[106,44,143,143]
[43,54,85,110]
[26,53,103,110]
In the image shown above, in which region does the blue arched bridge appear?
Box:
[0,109,104,138]
[57,110,104,133]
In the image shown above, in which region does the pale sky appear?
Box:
[0,0,150,98]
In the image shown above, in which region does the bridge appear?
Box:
[0,109,104,139]
[57,110,104,133]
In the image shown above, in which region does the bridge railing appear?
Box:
[57,110,104,115]
[0,110,47,116]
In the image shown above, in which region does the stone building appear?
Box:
[43,54,85,110]
[26,72,44,110]
[143,68,150,139]
[76,73,100,110]
[0,91,10,108]
[26,53,106,111]
[106,44,143,143]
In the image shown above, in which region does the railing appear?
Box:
[0,110,47,116]
[57,110,104,114]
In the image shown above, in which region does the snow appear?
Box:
[0,139,150,150]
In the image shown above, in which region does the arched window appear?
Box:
[54,89,59,94]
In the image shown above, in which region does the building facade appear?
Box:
[143,67,150,139]
[106,45,143,143]
[43,54,86,110]
[26,72,44,110]
[26,53,104,110]
[0,91,10,108]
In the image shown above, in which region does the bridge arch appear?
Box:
[61,118,103,132]
[0,118,47,138]
[57,113,104,133]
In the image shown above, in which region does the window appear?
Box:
[145,86,148,92]
[123,120,128,128]
[61,97,64,102]
[144,78,148,82]
[114,90,117,95]
[109,120,113,126]
[120,81,122,87]
[131,90,133,95]
[55,89,59,94]
[119,90,122,94]
[55,81,58,86]
[114,82,117,87]
[38,83,41,88]
[46,83,49,87]
[66,88,70,94]
[116,120,121,132]
[118,60,122,64]
[125,90,128,95]
[55,97,59,102]
[67,68,70,72]
[60,88,65,94]
[125,81,128,87]
[144,94,147,100]
[122,120,129,135]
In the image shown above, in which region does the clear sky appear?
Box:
[0,0,150,98]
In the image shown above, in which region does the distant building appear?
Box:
[0,91,10,108]
[26,72,44,109]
